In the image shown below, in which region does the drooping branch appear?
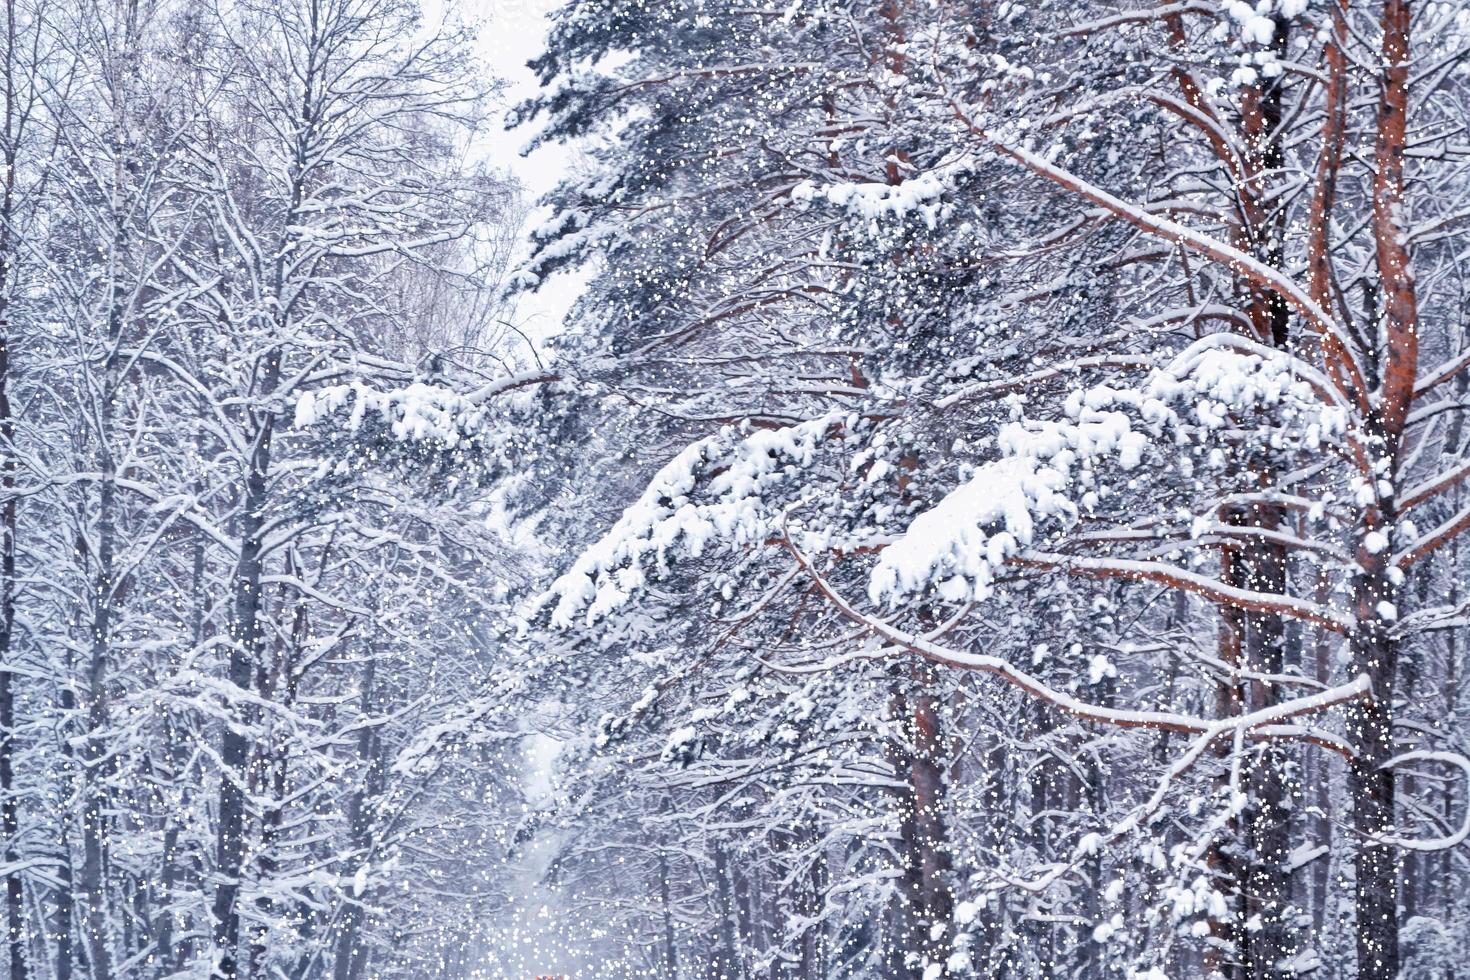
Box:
[1014,551,1353,634]
[1394,498,1470,568]
[1376,751,1470,852]
[946,97,1366,384]
[1400,457,1470,510]
[1055,2,1214,39]
[781,531,1369,751]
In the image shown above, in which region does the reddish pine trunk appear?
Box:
[1348,1,1416,977]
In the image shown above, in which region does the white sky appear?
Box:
[471,0,586,349]
[469,0,566,195]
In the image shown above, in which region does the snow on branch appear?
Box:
[529,333,1348,634]
[533,414,842,628]
[947,94,1363,374]
[788,531,1370,749]
[1013,552,1353,634]
[872,335,1345,608]
[1376,751,1470,852]
[790,156,975,229]
[293,367,562,448]
[867,456,1073,606]
[294,381,491,448]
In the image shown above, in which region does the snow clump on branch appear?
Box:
[869,340,1343,605]
[294,381,489,448]
[526,336,1342,627]
[533,414,842,628]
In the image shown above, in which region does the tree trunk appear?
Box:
[803,832,828,978]
[54,838,73,980]
[79,471,116,980]
[1346,566,1399,980]
[711,843,742,980]
[250,582,305,976]
[331,654,380,980]
[157,520,207,974]
[1210,541,1248,979]
[658,843,678,976]
[886,663,953,979]
[74,57,140,973]
[0,300,26,980]
[1348,0,1414,972]
[212,350,282,978]
[732,857,756,980]
[1241,518,1293,980]
[0,1,30,968]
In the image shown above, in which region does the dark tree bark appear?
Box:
[1346,564,1400,980]
[711,842,743,980]
[1241,515,1293,980]
[658,841,678,977]
[332,651,382,980]
[0,269,25,980]
[885,662,954,979]
[0,3,34,973]
[211,382,278,978]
